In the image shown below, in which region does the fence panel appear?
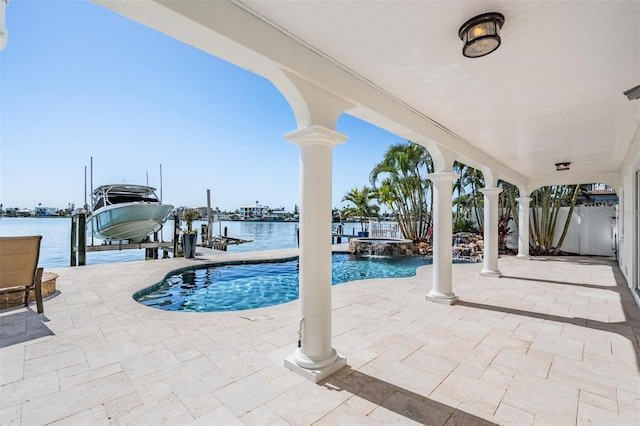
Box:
[374,205,615,256]
[579,205,616,256]
[510,205,616,256]
[369,222,401,239]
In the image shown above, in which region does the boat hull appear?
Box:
[88,203,174,243]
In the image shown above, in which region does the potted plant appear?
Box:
[181,208,199,258]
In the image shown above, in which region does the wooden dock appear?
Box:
[331,233,359,244]
[82,241,173,252]
[203,236,253,251]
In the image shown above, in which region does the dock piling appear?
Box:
[70,211,87,266]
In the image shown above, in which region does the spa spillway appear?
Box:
[348,237,415,256]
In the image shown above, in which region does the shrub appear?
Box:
[453,218,477,234]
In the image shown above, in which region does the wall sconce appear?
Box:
[555,162,571,171]
[458,12,505,58]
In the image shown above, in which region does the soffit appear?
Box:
[239,0,640,185]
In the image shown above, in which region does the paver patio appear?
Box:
[1,249,639,425]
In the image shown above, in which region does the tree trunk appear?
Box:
[553,185,580,254]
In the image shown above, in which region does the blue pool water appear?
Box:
[135,253,434,312]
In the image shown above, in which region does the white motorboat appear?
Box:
[87,184,174,243]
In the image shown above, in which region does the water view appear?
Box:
[0,217,303,268]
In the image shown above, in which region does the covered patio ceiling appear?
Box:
[96,0,640,191]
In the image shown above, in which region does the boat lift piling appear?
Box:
[70,210,87,266]
[198,189,252,251]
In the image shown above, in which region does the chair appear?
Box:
[0,235,44,313]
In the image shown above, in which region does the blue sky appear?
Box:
[1,0,405,212]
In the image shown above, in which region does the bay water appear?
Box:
[0,217,305,268]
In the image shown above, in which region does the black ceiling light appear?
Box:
[623,84,640,101]
[458,12,505,58]
[555,162,571,171]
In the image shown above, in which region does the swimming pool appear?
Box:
[134,253,435,312]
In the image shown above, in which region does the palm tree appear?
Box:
[369,141,434,241]
[341,186,380,232]
[498,180,519,224]
[452,161,468,221]
[530,185,582,254]
[459,166,485,228]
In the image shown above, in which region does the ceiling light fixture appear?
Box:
[458,12,505,58]
[555,162,571,171]
[623,84,640,101]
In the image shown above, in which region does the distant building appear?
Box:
[580,183,618,205]
[16,208,32,217]
[195,207,220,219]
[239,202,269,220]
[35,206,58,217]
[264,208,287,221]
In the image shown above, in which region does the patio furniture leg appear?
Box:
[34,267,44,314]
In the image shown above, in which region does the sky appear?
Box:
[0,0,406,213]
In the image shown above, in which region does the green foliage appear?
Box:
[342,186,380,231]
[498,214,513,251]
[498,180,519,224]
[452,161,485,228]
[530,185,581,254]
[369,142,434,241]
[182,209,200,233]
[453,218,477,234]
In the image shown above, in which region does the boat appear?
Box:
[87,184,174,243]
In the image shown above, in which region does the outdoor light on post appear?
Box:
[555,162,571,171]
[458,12,505,58]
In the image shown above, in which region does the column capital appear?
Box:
[515,196,533,204]
[426,171,459,184]
[479,187,503,196]
[285,125,347,147]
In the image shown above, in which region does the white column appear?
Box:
[283,125,347,383]
[0,0,7,51]
[480,187,503,276]
[426,172,459,304]
[516,197,532,259]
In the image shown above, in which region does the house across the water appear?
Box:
[35,206,59,217]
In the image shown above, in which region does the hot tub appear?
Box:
[348,237,415,256]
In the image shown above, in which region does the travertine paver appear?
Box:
[1,248,639,425]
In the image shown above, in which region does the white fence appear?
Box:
[369,221,402,239]
[506,205,617,256]
[369,205,616,256]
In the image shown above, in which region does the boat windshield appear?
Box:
[92,185,160,210]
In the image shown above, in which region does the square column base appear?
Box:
[479,270,502,277]
[284,354,347,383]
[425,294,459,305]
[516,254,531,260]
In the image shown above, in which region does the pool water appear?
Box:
[135,253,434,312]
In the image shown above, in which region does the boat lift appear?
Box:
[70,210,173,267]
[71,187,253,265]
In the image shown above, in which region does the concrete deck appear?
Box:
[1,249,639,425]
